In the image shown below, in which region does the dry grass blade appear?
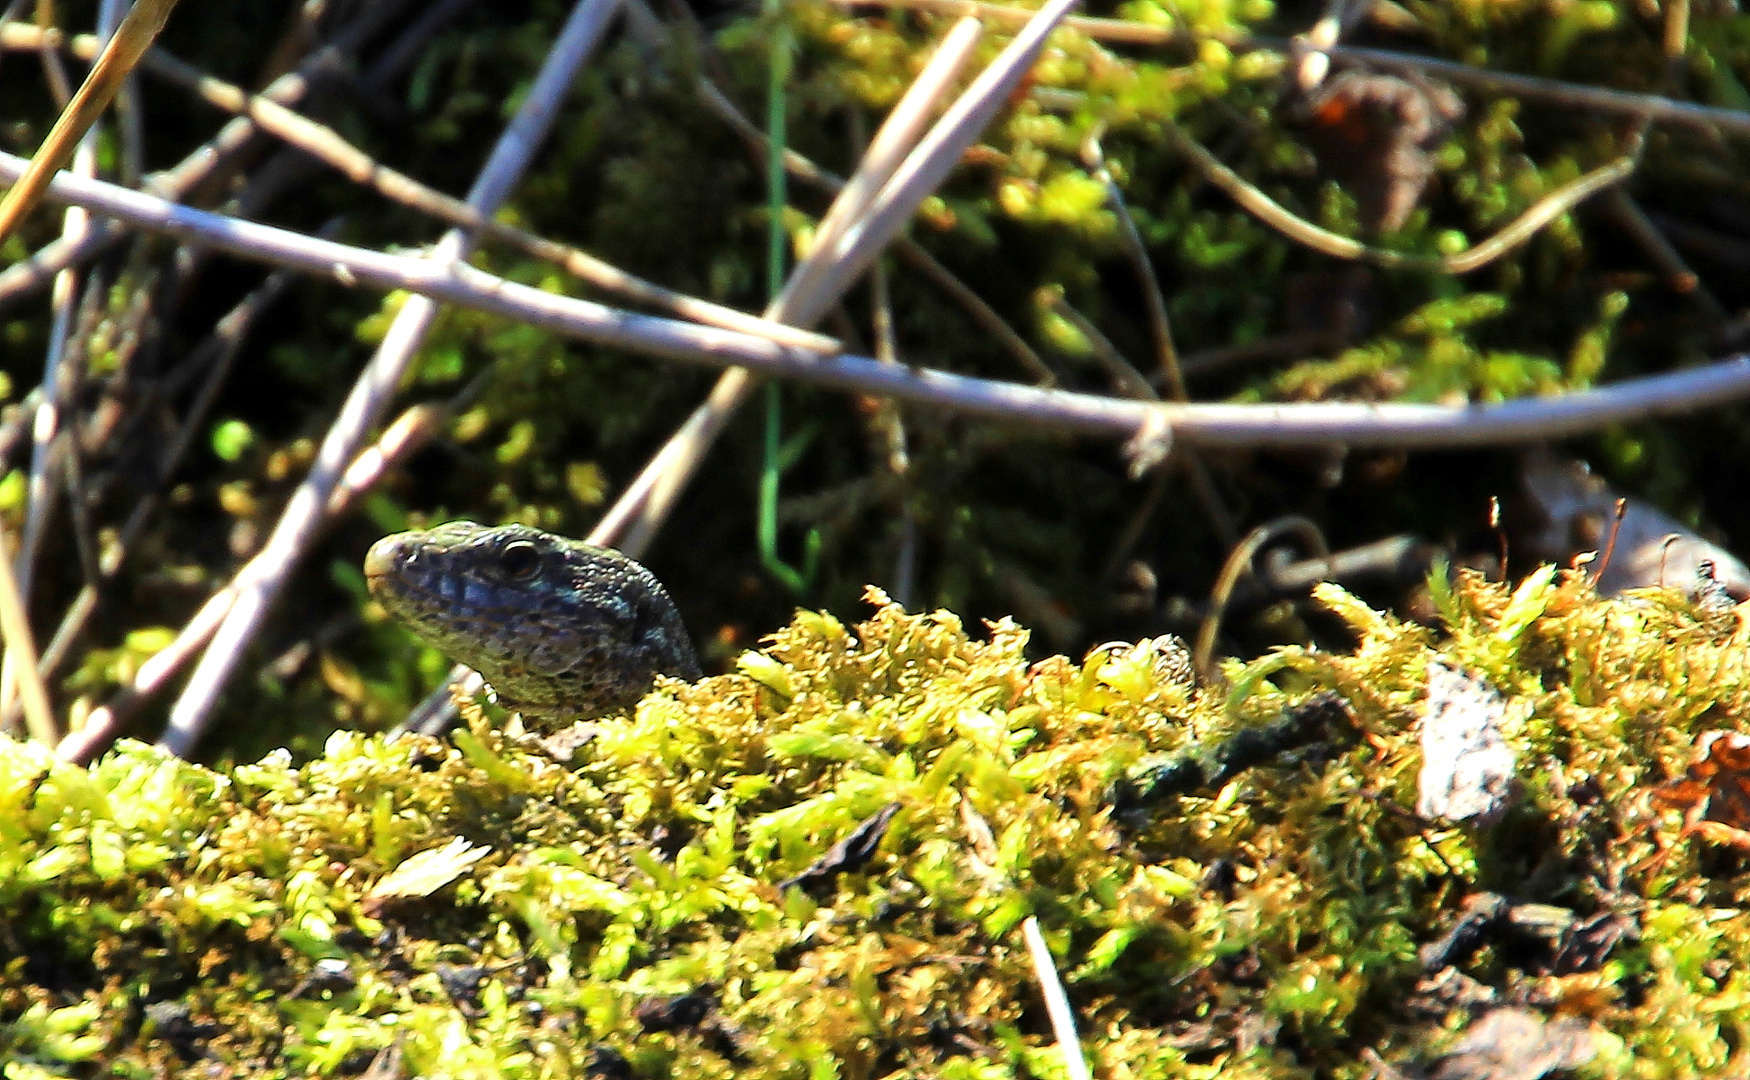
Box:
[802,0,1081,317]
[597,0,1082,556]
[0,522,57,745]
[0,0,179,243]
[1021,916,1092,1080]
[0,0,435,313]
[0,24,836,351]
[596,6,990,557]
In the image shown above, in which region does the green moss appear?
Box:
[7,579,1750,1075]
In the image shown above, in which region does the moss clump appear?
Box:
[6,576,1750,1076]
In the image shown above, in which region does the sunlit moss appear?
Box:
[8,577,1750,1074]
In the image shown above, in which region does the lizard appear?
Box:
[364,521,700,723]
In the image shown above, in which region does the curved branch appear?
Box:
[7,149,1750,451]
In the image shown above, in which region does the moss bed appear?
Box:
[5,568,1750,1077]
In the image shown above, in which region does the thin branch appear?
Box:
[35,263,302,685]
[0,0,427,313]
[57,396,444,764]
[1162,121,1639,274]
[13,150,1750,453]
[154,0,629,758]
[0,22,836,352]
[678,40,1052,383]
[13,3,128,641]
[781,16,984,314]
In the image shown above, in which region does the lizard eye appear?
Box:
[499,540,541,581]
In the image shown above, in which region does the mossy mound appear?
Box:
[5,573,1750,1077]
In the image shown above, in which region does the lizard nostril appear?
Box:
[363,536,404,580]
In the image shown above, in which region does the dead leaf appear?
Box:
[778,802,902,898]
[1652,730,1750,851]
[365,837,490,909]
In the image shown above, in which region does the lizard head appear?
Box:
[365,521,699,721]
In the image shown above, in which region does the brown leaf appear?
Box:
[1653,730,1750,851]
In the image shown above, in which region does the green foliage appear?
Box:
[8,581,1750,1075]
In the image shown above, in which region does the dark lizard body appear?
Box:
[364,521,699,722]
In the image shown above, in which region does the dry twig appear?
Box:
[12,151,1750,454]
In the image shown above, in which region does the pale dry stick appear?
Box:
[682,63,1055,383]
[593,7,998,555]
[601,0,1084,559]
[1163,121,1640,274]
[20,149,1750,753]
[0,24,836,353]
[780,16,984,314]
[0,0,424,312]
[5,0,120,721]
[149,0,473,378]
[155,0,627,758]
[0,0,179,242]
[17,152,1750,451]
[321,403,455,522]
[1021,916,1093,1080]
[0,521,56,745]
[792,0,1078,333]
[829,0,1750,141]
